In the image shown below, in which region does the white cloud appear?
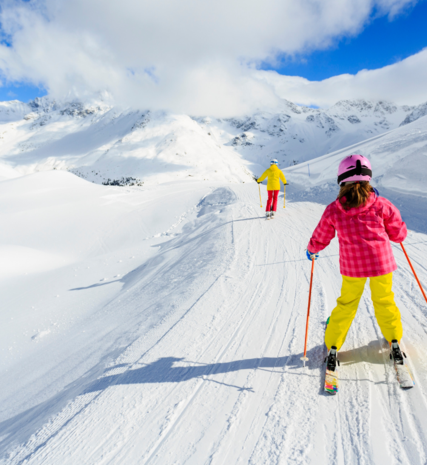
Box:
[0,0,422,116]
[256,48,427,107]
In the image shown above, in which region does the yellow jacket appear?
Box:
[257,165,287,190]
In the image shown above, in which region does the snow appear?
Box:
[0,96,425,187]
[1,99,427,464]
[284,114,427,234]
[400,102,427,127]
[285,114,427,193]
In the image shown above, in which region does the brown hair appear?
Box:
[338,181,374,210]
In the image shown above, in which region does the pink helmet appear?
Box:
[337,154,372,185]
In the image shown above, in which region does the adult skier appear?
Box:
[257,159,287,218]
[306,154,408,373]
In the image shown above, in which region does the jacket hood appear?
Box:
[270,164,278,171]
[335,191,377,216]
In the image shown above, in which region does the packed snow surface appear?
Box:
[1,169,427,464]
[1,98,427,464]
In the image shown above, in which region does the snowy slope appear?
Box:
[0,101,253,186]
[285,114,427,191]
[1,173,427,464]
[284,114,427,233]
[1,97,427,464]
[0,97,425,186]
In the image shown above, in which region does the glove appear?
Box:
[306,250,319,261]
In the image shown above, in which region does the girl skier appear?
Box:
[306,154,407,370]
[257,159,287,218]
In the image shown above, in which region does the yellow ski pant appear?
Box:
[325,273,403,351]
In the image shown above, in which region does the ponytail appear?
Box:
[338,181,374,210]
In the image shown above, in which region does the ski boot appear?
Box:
[390,340,406,365]
[265,212,271,219]
[325,346,340,372]
[270,211,275,218]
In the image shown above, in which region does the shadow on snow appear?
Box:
[0,339,393,459]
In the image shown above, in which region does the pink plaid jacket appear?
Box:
[307,193,407,278]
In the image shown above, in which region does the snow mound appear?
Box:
[197,187,237,216]
[0,162,19,181]
[0,245,72,278]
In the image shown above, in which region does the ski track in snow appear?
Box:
[2,183,427,464]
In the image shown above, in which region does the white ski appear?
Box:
[390,340,415,389]
[394,362,415,389]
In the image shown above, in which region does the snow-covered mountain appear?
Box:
[2,96,427,464]
[400,102,427,126]
[0,96,425,185]
[286,113,427,194]
[284,113,427,233]
[221,99,417,167]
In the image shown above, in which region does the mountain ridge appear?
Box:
[0,96,426,186]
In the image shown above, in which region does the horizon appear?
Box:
[0,0,426,115]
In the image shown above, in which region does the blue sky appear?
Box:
[0,83,47,102]
[261,0,427,80]
[0,0,427,101]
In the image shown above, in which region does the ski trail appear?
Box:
[207,212,305,464]
[3,184,427,464]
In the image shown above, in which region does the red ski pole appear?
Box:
[301,257,315,367]
[400,243,427,304]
